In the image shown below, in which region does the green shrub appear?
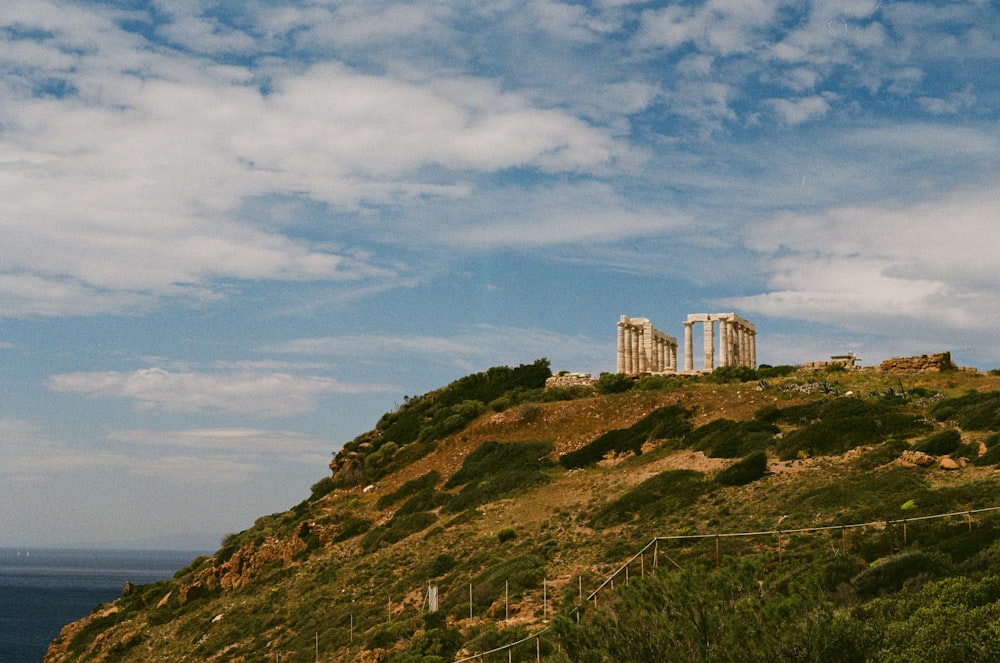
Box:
[395,487,451,516]
[441,440,554,513]
[498,528,517,544]
[377,471,442,509]
[705,365,758,383]
[634,374,679,391]
[445,440,553,488]
[852,550,953,599]
[929,391,1000,430]
[851,438,909,470]
[591,469,705,528]
[333,359,553,485]
[973,433,1000,466]
[595,372,633,394]
[756,364,798,379]
[559,405,691,469]
[309,476,336,501]
[416,553,456,579]
[716,451,768,486]
[686,418,777,458]
[913,429,962,456]
[360,512,438,552]
[774,398,931,460]
[332,515,372,542]
[462,555,546,612]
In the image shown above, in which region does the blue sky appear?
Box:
[1,0,998,548]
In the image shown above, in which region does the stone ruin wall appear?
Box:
[545,373,596,389]
[879,352,958,374]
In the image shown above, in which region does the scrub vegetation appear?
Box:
[45,362,1000,663]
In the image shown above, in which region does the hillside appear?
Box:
[44,359,1000,662]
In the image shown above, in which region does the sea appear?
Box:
[0,548,208,663]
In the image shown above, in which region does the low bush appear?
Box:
[686,418,777,458]
[852,550,953,599]
[913,429,962,456]
[309,476,336,501]
[591,469,706,528]
[756,364,798,379]
[559,405,691,469]
[442,440,554,513]
[395,487,451,516]
[377,470,442,509]
[705,365,759,383]
[774,398,931,460]
[595,372,634,394]
[360,512,438,552]
[716,450,768,486]
[332,515,372,542]
[445,440,553,488]
[851,438,910,470]
[973,433,1000,466]
[929,390,1000,430]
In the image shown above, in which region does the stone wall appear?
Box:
[879,352,956,373]
[545,373,596,389]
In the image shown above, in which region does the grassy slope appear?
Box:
[44,368,1000,662]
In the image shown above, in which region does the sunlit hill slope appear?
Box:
[44,358,1000,662]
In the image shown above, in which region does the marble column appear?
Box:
[703,320,715,371]
[617,320,626,373]
[684,322,694,372]
[624,327,633,374]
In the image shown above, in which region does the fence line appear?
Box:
[446,504,1000,661]
[585,505,1000,603]
[452,625,552,663]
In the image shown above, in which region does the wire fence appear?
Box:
[448,504,1000,662]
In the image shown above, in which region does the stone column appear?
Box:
[632,326,640,373]
[739,326,748,367]
[735,322,744,367]
[623,326,633,374]
[719,319,730,367]
[617,319,626,373]
[643,322,654,373]
[750,330,757,369]
[703,320,715,371]
[684,322,694,372]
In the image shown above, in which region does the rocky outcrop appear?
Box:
[879,352,956,373]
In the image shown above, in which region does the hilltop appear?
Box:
[44,359,1000,662]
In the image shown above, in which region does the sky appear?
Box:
[1,0,998,549]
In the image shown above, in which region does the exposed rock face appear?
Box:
[202,536,308,591]
[879,352,956,373]
[897,450,935,467]
[329,450,364,485]
[938,457,961,470]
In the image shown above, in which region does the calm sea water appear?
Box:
[0,548,207,663]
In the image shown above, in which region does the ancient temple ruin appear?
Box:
[616,316,678,374]
[616,312,757,375]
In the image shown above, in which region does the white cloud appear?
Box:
[766,95,830,124]
[732,183,1000,332]
[46,367,396,417]
[0,2,625,319]
[634,0,781,56]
